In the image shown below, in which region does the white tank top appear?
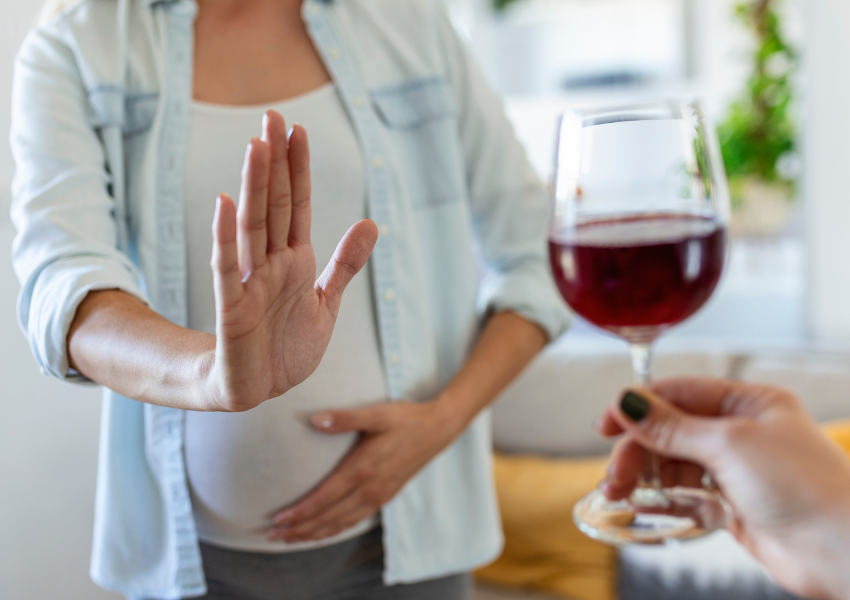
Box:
[183,83,386,553]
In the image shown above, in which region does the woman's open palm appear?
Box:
[209,110,378,412]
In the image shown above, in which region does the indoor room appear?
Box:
[2,0,850,599]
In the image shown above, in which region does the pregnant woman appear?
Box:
[11,0,569,598]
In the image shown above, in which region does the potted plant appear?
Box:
[718,0,799,237]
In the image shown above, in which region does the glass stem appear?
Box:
[629,343,664,496]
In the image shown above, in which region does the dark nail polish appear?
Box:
[620,391,650,422]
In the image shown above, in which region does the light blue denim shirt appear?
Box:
[10,0,570,597]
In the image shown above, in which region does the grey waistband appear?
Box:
[136,526,472,600]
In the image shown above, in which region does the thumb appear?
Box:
[311,404,389,434]
[611,387,725,465]
[315,219,379,316]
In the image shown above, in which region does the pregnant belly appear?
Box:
[184,394,365,540]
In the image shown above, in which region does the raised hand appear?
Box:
[206,110,378,412]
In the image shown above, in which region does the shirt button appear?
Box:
[383,289,395,302]
[328,47,341,59]
[352,95,366,107]
[372,155,384,168]
[378,224,390,236]
[389,354,400,364]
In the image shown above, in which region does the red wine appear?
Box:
[549,215,726,338]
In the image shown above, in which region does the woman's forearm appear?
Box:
[69,298,549,415]
[433,311,548,435]
[68,289,218,411]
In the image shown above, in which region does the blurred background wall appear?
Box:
[1,0,849,599]
[1,3,120,598]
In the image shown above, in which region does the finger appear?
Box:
[272,463,361,526]
[604,439,706,501]
[658,377,805,421]
[315,219,379,316]
[237,138,271,276]
[603,439,643,500]
[293,503,378,542]
[262,111,292,254]
[728,515,747,544]
[287,124,312,246]
[651,377,764,417]
[611,388,727,464]
[599,379,743,437]
[597,408,625,437]
[269,490,375,542]
[665,460,706,489]
[311,404,391,434]
[211,194,243,306]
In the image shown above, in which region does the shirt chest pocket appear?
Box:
[370,77,467,209]
[124,94,159,138]
[87,89,159,138]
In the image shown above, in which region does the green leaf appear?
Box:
[718,0,797,184]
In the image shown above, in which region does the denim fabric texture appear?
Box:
[10,0,570,597]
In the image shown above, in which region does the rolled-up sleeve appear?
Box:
[10,24,148,382]
[435,6,570,340]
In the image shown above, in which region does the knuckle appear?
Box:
[242,214,267,233]
[292,192,310,207]
[209,251,223,269]
[353,466,376,484]
[269,191,292,208]
[644,413,683,455]
[360,485,385,506]
[774,388,804,411]
[719,419,756,450]
[332,255,358,278]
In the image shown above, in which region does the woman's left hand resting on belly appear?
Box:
[267,311,548,542]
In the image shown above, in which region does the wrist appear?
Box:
[784,484,850,600]
[192,342,222,411]
[812,489,850,599]
[431,390,477,441]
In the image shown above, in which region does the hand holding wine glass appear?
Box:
[599,379,850,600]
[549,101,732,544]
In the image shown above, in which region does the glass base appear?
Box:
[573,487,733,546]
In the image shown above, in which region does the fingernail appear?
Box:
[620,390,650,422]
[261,112,270,141]
[311,412,333,429]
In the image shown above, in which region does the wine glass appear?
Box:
[549,100,734,545]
